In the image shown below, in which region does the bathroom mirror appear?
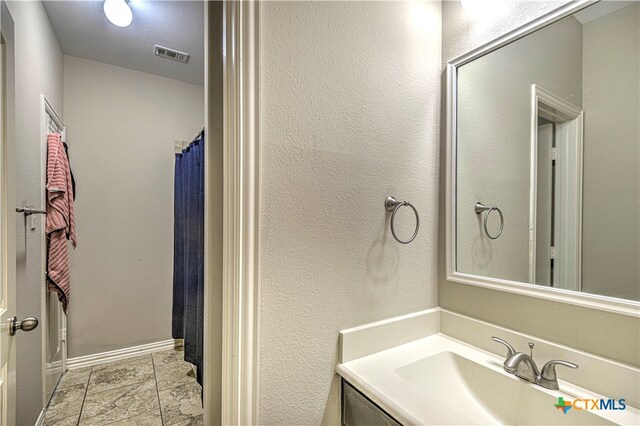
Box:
[446,0,639,311]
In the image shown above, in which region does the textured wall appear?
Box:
[259,1,441,423]
[442,1,567,61]
[581,3,639,301]
[456,16,582,282]
[63,55,204,357]
[6,1,64,423]
[440,0,639,367]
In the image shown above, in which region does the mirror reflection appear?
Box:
[455,1,639,301]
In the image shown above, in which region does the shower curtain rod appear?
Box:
[175,128,205,154]
[191,127,204,142]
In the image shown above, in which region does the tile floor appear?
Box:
[42,348,203,426]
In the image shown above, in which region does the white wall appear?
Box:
[258,1,441,423]
[456,16,582,282]
[581,3,639,301]
[439,0,639,367]
[442,1,569,61]
[5,1,64,423]
[63,55,203,357]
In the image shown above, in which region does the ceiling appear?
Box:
[43,0,204,85]
[574,0,635,24]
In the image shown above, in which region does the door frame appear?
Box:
[529,84,583,290]
[0,1,17,423]
[220,1,261,424]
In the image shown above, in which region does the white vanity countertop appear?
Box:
[336,310,640,426]
[338,334,493,425]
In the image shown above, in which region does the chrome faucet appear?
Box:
[491,336,578,390]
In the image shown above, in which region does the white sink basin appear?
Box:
[396,351,612,425]
[337,334,638,425]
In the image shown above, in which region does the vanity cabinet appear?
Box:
[341,380,401,426]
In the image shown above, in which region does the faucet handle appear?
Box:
[541,360,579,381]
[491,336,516,358]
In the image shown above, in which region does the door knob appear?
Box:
[9,316,39,336]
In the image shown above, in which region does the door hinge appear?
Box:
[60,328,67,342]
[551,147,557,161]
[550,246,555,260]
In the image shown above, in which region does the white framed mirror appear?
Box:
[446,0,640,316]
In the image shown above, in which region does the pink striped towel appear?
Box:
[46,133,76,314]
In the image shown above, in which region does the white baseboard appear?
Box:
[67,339,175,370]
[34,409,46,426]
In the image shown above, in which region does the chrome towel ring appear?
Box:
[475,202,504,240]
[385,196,420,244]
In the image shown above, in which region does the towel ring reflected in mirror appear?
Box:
[475,202,504,240]
[385,196,420,244]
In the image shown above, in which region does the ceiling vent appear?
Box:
[154,45,190,64]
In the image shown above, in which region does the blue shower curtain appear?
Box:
[172,130,204,386]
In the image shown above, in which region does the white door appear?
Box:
[42,99,66,406]
[0,2,17,424]
[535,123,554,286]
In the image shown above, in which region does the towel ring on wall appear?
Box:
[475,202,504,240]
[385,196,420,244]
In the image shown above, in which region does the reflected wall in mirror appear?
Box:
[454,1,639,301]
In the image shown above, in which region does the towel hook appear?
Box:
[475,202,504,240]
[385,196,420,244]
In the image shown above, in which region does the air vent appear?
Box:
[154,45,190,63]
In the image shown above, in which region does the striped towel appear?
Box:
[46,133,76,314]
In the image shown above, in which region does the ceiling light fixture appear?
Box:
[104,0,132,28]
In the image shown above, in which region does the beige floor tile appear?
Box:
[92,354,152,372]
[80,379,159,426]
[159,381,203,425]
[155,361,195,391]
[43,411,80,426]
[152,348,185,366]
[105,410,163,426]
[87,356,154,395]
[57,367,92,390]
[46,382,86,422]
[47,349,205,426]
[170,413,204,426]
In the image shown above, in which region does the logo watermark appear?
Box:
[554,397,626,414]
